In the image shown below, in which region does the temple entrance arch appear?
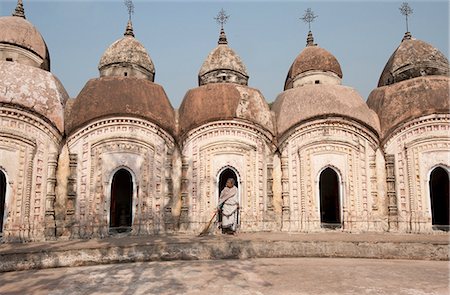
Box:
[0,170,6,233]
[319,167,341,228]
[429,167,449,231]
[110,168,133,232]
[217,166,240,229]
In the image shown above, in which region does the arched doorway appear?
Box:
[319,167,341,228]
[0,171,6,233]
[429,167,449,231]
[217,167,239,232]
[110,169,133,232]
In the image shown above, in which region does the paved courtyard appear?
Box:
[0,257,448,295]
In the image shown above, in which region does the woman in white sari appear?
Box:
[218,178,239,234]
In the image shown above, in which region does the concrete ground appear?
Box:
[0,258,448,295]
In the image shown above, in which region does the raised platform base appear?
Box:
[0,232,448,272]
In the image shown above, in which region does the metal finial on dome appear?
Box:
[215,9,230,45]
[215,8,230,30]
[12,0,26,18]
[300,8,318,46]
[399,2,413,41]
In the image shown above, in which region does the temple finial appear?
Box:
[123,0,135,37]
[306,31,316,47]
[214,9,230,45]
[300,8,318,46]
[12,0,25,19]
[399,2,413,41]
[218,28,228,45]
[124,20,135,37]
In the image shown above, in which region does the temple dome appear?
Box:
[98,21,155,81]
[273,84,380,137]
[65,77,175,136]
[0,1,50,70]
[377,34,449,87]
[0,61,67,132]
[284,32,343,90]
[179,83,274,137]
[198,29,249,86]
[368,75,449,139]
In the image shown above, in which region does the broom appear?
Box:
[198,210,218,236]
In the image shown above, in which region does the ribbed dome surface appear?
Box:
[272,84,380,137]
[0,16,50,70]
[65,77,175,136]
[179,83,274,136]
[285,45,342,90]
[199,45,248,77]
[378,37,449,87]
[98,35,155,77]
[198,29,249,86]
[0,61,67,132]
[368,76,449,139]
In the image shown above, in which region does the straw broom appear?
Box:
[198,210,218,236]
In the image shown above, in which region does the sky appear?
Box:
[1,0,448,108]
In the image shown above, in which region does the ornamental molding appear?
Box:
[278,117,379,152]
[67,116,175,149]
[0,106,62,144]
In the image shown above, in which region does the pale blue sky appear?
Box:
[1,0,448,108]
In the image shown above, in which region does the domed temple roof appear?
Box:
[98,20,155,80]
[65,77,175,136]
[0,61,67,132]
[368,33,450,139]
[368,75,449,139]
[198,29,249,86]
[284,32,342,90]
[179,83,274,137]
[378,33,449,87]
[0,1,50,70]
[273,84,380,137]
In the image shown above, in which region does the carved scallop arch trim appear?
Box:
[297,139,360,155]
[427,164,450,177]
[181,119,274,148]
[216,164,242,181]
[383,114,450,148]
[316,164,345,185]
[67,116,175,149]
[199,140,257,154]
[91,137,155,153]
[0,106,61,144]
[0,130,36,149]
[279,118,379,152]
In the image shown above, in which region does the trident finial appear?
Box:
[12,0,25,18]
[300,8,318,31]
[399,2,413,35]
[214,8,230,30]
[124,0,134,21]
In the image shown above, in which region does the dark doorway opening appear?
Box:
[0,171,6,233]
[319,168,341,228]
[430,167,449,231]
[110,169,133,233]
[218,168,239,225]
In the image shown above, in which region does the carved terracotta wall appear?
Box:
[0,106,62,241]
[66,117,175,238]
[278,118,385,232]
[180,120,276,232]
[383,114,450,233]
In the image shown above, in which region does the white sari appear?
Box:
[218,186,239,231]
